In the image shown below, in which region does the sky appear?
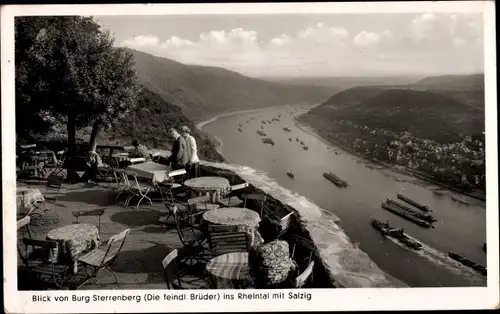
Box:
[96,13,484,78]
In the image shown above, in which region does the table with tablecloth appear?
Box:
[205,252,253,289]
[47,223,100,273]
[184,177,230,203]
[126,161,172,184]
[202,207,263,246]
[17,187,45,216]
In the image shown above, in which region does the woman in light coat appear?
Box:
[180,126,199,178]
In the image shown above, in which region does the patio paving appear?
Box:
[17,180,206,290]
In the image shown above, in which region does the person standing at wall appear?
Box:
[181,125,200,178]
[166,128,188,170]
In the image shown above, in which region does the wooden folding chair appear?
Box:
[291,261,315,288]
[172,206,207,265]
[218,182,249,207]
[44,174,65,205]
[162,249,183,289]
[243,193,267,216]
[17,216,32,264]
[72,208,105,233]
[113,169,133,205]
[127,172,154,209]
[76,229,130,289]
[207,230,250,256]
[277,212,295,239]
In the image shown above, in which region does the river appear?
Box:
[202,104,487,287]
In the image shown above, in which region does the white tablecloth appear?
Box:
[126,161,172,184]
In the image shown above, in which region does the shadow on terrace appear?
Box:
[16,146,333,290]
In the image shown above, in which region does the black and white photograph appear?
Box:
[2,2,498,312]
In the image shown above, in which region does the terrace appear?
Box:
[16,146,406,290]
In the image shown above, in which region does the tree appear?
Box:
[15,16,139,180]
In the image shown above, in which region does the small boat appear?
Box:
[283,127,291,132]
[356,160,363,164]
[239,124,242,127]
[371,219,422,250]
[286,171,295,178]
[448,252,487,276]
[238,128,243,132]
[451,195,472,205]
[256,130,266,136]
[381,202,433,228]
[483,242,486,252]
[300,140,305,145]
[261,125,264,129]
[303,146,308,150]
[261,138,275,146]
[323,172,349,188]
[335,152,339,155]
[278,114,281,118]
[386,199,437,223]
[396,178,407,182]
[262,120,267,124]
[397,193,431,212]
[296,137,300,142]
[289,138,292,141]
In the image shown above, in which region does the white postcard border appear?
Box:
[2,2,498,312]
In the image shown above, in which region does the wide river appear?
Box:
[202,105,487,287]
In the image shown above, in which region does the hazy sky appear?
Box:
[96,13,484,77]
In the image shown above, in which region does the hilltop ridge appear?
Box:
[129,49,337,122]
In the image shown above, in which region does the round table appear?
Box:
[202,207,263,246]
[203,207,260,228]
[184,176,230,203]
[205,252,253,289]
[47,223,100,273]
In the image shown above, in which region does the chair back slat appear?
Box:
[129,157,146,164]
[101,229,130,265]
[231,182,249,192]
[293,261,315,288]
[162,249,178,269]
[208,231,249,253]
[168,169,187,178]
[207,224,239,233]
[162,249,182,289]
[72,208,105,217]
[279,212,294,232]
[17,216,31,230]
[23,238,58,249]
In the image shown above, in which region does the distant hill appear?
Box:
[300,87,484,143]
[130,49,337,122]
[412,74,484,90]
[262,76,423,90]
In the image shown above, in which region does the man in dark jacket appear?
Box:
[166,128,189,169]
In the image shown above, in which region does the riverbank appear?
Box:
[294,118,486,202]
[196,105,295,131]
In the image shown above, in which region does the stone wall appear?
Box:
[200,160,408,288]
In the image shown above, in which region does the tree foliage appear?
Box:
[15,16,140,177]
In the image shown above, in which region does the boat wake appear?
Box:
[385,235,487,286]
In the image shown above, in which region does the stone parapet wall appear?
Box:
[200,160,408,288]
